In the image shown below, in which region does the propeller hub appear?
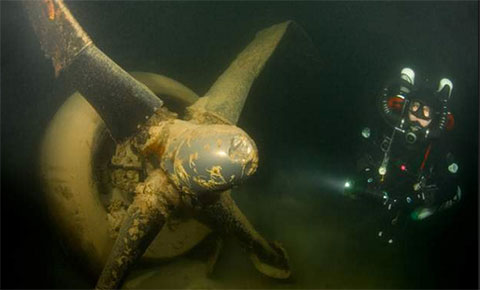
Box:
[159,120,258,194]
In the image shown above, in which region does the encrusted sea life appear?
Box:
[29,1,314,289]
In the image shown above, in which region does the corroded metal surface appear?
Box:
[22,0,92,76]
[24,0,164,141]
[96,170,173,290]
[96,110,264,288]
[30,2,295,287]
[65,45,164,141]
[155,120,258,194]
[39,74,207,279]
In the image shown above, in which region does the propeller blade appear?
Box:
[186,21,292,125]
[23,0,163,142]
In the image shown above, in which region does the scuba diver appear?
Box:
[344,67,461,244]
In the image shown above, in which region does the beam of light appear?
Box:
[269,169,356,196]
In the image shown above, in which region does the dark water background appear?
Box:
[1,1,478,289]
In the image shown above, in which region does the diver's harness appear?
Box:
[378,97,433,178]
[350,70,457,243]
[378,94,435,200]
[375,76,455,225]
[378,70,452,186]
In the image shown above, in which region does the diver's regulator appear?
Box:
[405,131,417,144]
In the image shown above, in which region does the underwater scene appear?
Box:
[1,1,478,289]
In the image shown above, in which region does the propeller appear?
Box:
[25,1,316,288]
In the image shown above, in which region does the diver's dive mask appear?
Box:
[404,99,434,144]
[408,100,432,127]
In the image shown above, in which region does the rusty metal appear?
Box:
[28,2,296,287]
[22,0,92,76]
[154,120,259,195]
[23,0,164,141]
[96,170,173,290]
[64,45,164,141]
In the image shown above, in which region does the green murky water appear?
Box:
[2,1,477,289]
